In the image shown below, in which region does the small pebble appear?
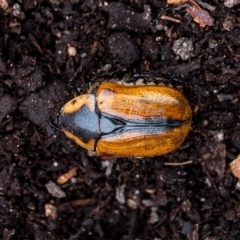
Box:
[0,0,8,11]
[12,3,21,16]
[223,0,240,8]
[45,181,66,198]
[217,93,233,102]
[230,154,240,179]
[172,38,194,61]
[67,45,77,57]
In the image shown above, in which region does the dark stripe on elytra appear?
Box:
[100,112,189,139]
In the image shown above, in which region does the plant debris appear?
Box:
[167,0,214,27]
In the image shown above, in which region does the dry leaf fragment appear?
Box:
[167,0,214,27]
[186,4,214,27]
[70,198,98,207]
[57,167,78,185]
[58,198,98,210]
[161,15,181,23]
[167,0,188,4]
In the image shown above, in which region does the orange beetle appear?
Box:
[59,79,192,157]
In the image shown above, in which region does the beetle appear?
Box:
[59,77,192,157]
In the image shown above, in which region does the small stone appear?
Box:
[102,160,114,176]
[148,207,159,224]
[45,181,66,198]
[127,198,138,209]
[217,93,233,102]
[67,45,77,57]
[222,15,235,31]
[223,0,240,8]
[0,0,8,11]
[230,154,240,179]
[208,39,218,49]
[45,203,58,220]
[172,38,194,61]
[115,184,125,204]
[12,3,21,16]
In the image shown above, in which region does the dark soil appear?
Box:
[0,0,240,239]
